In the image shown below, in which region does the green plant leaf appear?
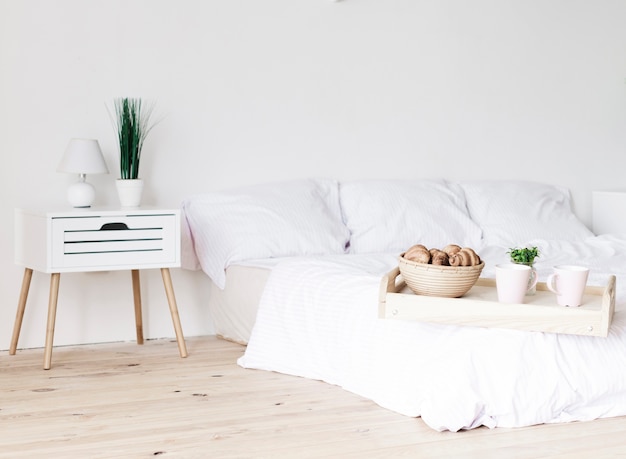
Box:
[507,246,540,264]
[112,97,156,180]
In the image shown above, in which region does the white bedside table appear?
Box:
[592,191,626,235]
[10,207,188,369]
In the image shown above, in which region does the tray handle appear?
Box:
[378,267,405,316]
[600,275,616,333]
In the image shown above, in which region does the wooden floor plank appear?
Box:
[1,336,625,458]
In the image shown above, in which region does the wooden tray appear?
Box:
[379,267,616,337]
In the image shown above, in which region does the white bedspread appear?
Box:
[238,239,626,432]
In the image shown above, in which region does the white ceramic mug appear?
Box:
[546,265,589,307]
[495,264,538,304]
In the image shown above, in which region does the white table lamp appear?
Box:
[57,138,109,207]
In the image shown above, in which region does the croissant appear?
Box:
[404,244,431,264]
[449,247,481,267]
[430,249,450,266]
[442,244,462,256]
[404,244,481,267]
[464,247,481,265]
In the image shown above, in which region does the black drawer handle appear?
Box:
[100,222,130,231]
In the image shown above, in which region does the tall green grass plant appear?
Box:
[113,98,155,180]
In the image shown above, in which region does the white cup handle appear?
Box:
[546,273,559,294]
[528,268,538,292]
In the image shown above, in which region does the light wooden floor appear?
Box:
[1,336,625,458]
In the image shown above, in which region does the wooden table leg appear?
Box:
[160,268,188,358]
[10,268,34,355]
[131,269,144,345]
[43,273,61,370]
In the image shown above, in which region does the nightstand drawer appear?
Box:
[51,214,178,270]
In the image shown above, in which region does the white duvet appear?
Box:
[238,237,626,432]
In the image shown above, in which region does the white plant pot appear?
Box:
[116,179,144,207]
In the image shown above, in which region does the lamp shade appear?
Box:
[57,138,109,174]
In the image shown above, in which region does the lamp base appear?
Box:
[67,180,96,207]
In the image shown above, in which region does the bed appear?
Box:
[182,178,626,432]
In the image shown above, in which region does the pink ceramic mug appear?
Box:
[495,264,538,304]
[546,265,589,307]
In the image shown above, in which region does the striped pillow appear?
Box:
[339,179,482,254]
[182,178,350,288]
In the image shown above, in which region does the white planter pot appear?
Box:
[116,179,144,207]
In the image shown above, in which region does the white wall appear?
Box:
[1,0,625,351]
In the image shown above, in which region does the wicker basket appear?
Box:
[398,255,485,298]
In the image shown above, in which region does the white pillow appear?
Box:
[339,179,483,254]
[182,178,350,288]
[459,180,593,246]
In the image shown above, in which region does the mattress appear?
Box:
[207,254,396,344]
[207,259,278,344]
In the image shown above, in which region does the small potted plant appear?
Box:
[508,246,540,294]
[112,97,156,207]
